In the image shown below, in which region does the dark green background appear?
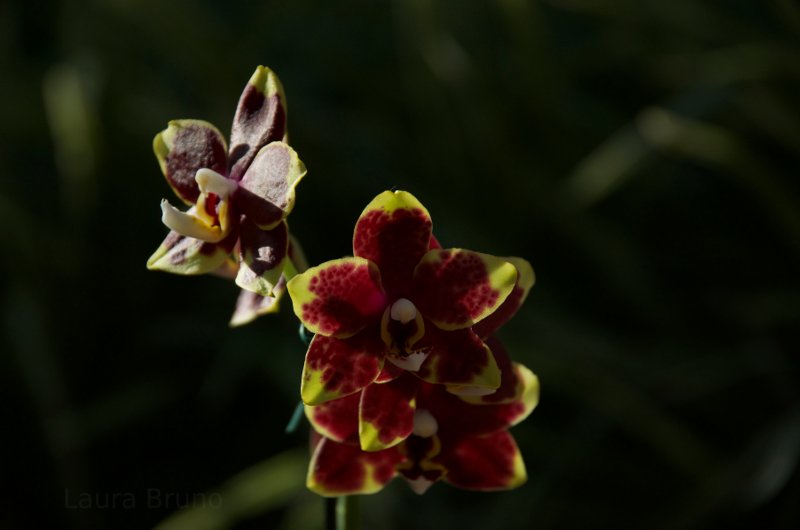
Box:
[2,1,799,528]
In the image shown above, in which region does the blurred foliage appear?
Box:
[2,0,799,528]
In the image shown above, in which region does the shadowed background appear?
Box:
[2,0,799,528]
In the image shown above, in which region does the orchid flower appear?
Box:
[146,66,307,325]
[286,190,535,409]
[304,341,540,496]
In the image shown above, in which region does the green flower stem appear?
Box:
[336,496,360,530]
[325,496,360,530]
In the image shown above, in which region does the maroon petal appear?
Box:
[472,257,535,339]
[235,219,289,296]
[228,66,287,181]
[300,332,386,405]
[359,375,419,451]
[234,142,306,229]
[413,326,501,392]
[307,438,404,496]
[287,258,388,338]
[418,382,521,438]
[436,431,526,491]
[352,190,433,297]
[153,120,228,205]
[412,249,517,330]
[452,336,519,404]
[146,230,235,275]
[305,392,360,444]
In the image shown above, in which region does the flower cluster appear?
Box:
[286,190,538,495]
[147,67,538,498]
[147,66,307,326]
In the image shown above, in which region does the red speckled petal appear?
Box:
[412,249,517,330]
[437,431,527,491]
[301,333,386,405]
[305,392,360,444]
[414,327,501,392]
[153,120,228,205]
[352,190,432,297]
[287,257,388,338]
[359,375,419,451]
[473,257,535,339]
[228,66,287,181]
[307,438,405,497]
[451,336,519,404]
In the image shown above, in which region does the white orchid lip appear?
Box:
[390,298,417,324]
[160,199,226,243]
[412,409,438,438]
[387,350,429,372]
[405,476,435,495]
[195,168,237,198]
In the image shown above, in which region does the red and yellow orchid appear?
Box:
[286,190,535,410]
[146,66,307,325]
[304,346,540,496]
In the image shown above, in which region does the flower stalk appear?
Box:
[336,496,360,530]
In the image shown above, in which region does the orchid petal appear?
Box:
[228,283,284,327]
[287,257,387,338]
[437,431,527,491]
[301,333,385,406]
[305,392,359,444]
[146,230,232,275]
[359,376,418,451]
[160,200,228,243]
[229,66,287,180]
[473,257,535,339]
[153,119,228,205]
[235,141,306,229]
[414,327,501,392]
[451,336,519,404]
[505,363,540,427]
[235,219,288,297]
[307,438,404,497]
[412,249,517,330]
[352,190,432,297]
[419,365,539,437]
